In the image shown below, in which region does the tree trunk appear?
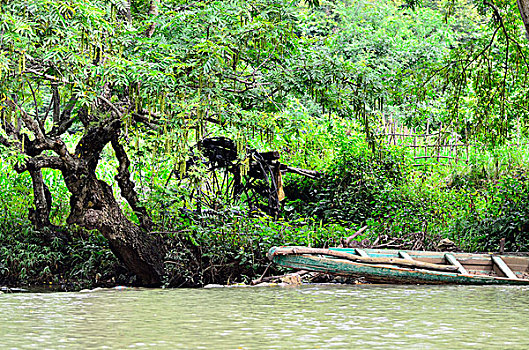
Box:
[57,120,166,286]
[63,167,165,286]
[518,0,529,39]
[145,0,159,38]
[27,167,53,229]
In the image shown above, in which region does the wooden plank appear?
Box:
[331,248,529,268]
[500,257,529,272]
[355,248,369,258]
[399,251,414,260]
[492,256,518,279]
[445,253,468,275]
[269,247,459,272]
[418,258,493,268]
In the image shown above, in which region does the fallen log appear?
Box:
[269,247,459,272]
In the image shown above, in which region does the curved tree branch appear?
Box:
[484,1,529,67]
[75,118,121,170]
[15,155,65,173]
[111,136,153,231]
[98,95,124,118]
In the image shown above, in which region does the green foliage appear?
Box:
[283,133,529,253]
[0,161,120,288]
[0,221,120,289]
[163,210,346,286]
[285,136,405,223]
[278,0,455,126]
[422,0,529,144]
[450,169,529,252]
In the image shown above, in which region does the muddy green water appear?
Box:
[1,284,529,349]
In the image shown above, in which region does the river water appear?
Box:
[1,284,528,349]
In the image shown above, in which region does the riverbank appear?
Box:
[3,137,529,290]
[0,214,347,290]
[0,269,361,292]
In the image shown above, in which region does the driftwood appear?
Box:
[269,247,459,272]
[250,262,273,285]
[251,270,310,285]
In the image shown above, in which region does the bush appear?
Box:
[162,210,347,287]
[450,169,529,252]
[282,137,529,252]
[284,138,406,224]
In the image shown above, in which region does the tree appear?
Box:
[0,0,302,285]
[418,0,529,144]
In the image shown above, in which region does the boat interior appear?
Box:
[330,248,529,279]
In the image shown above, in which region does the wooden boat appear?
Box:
[268,246,529,285]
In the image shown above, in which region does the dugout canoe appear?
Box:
[268,246,529,285]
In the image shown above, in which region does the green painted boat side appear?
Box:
[269,247,529,285]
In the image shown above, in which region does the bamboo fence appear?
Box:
[374,117,528,169]
[375,118,470,167]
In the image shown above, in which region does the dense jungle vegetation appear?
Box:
[1,0,529,288]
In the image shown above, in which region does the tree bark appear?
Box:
[27,167,54,230]
[13,112,166,286]
[517,0,529,39]
[63,169,164,286]
[111,136,153,231]
[145,0,159,38]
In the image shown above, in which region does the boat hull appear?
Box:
[272,251,529,285]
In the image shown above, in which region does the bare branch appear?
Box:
[55,116,77,136]
[99,96,160,130]
[61,96,77,120]
[24,76,40,121]
[221,82,272,93]
[131,112,160,130]
[98,95,123,118]
[52,83,61,128]
[50,96,77,136]
[42,94,54,127]
[30,155,65,170]
[484,2,529,67]
[23,69,72,84]
[15,155,65,173]
[461,25,500,71]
